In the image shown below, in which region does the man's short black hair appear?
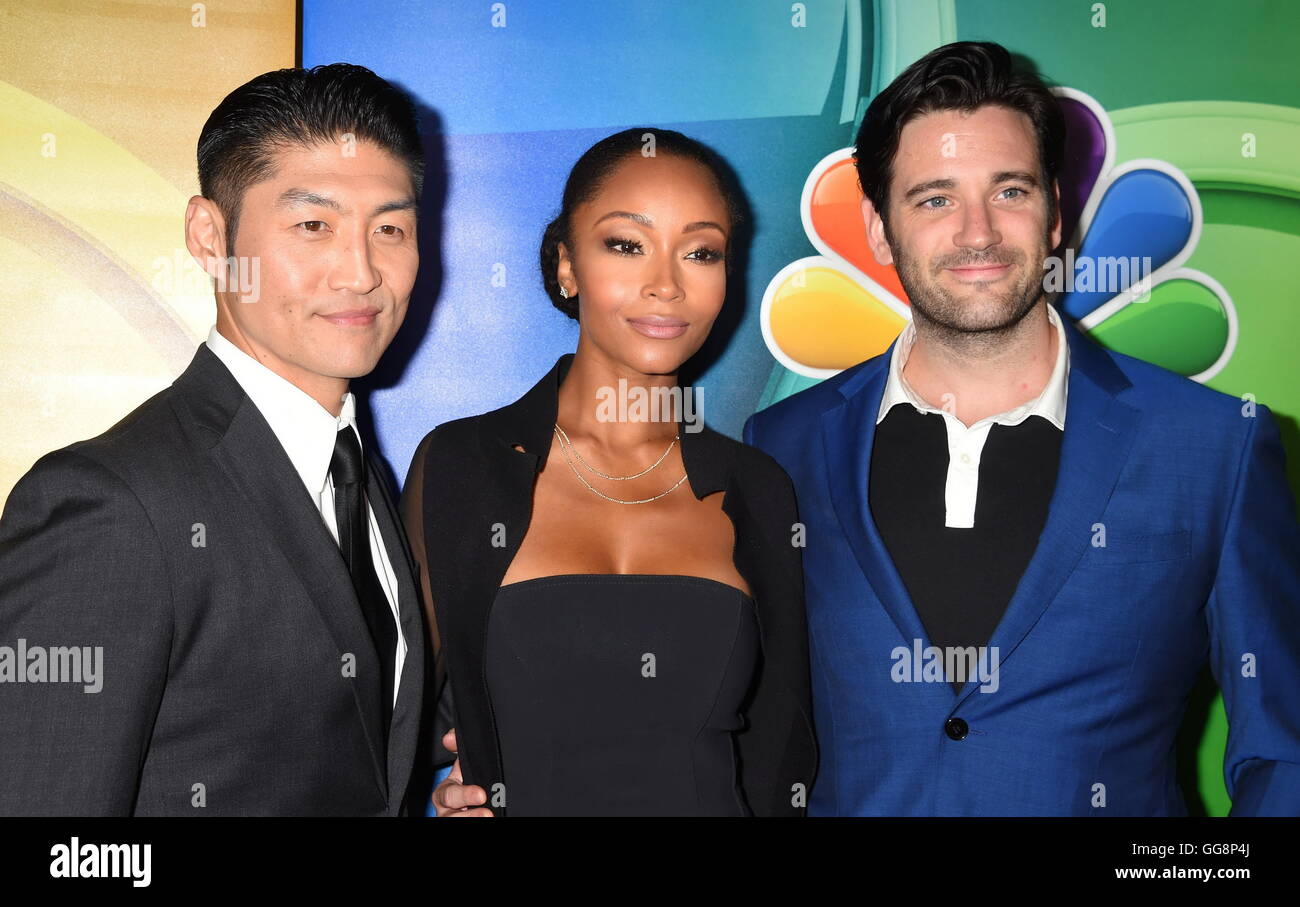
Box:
[854,41,1064,233]
[197,63,424,254]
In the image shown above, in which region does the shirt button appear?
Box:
[960,453,972,465]
[945,717,969,741]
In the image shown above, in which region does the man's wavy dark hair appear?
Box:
[854,41,1064,233]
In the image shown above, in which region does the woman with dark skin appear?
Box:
[403,129,815,816]
[507,147,747,593]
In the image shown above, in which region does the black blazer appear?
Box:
[404,353,818,816]
[0,344,426,815]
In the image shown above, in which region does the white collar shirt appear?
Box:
[875,306,1070,529]
[205,326,406,707]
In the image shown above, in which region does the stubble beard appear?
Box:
[887,223,1052,356]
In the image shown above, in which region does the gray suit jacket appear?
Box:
[0,344,426,815]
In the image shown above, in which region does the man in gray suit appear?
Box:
[0,64,427,815]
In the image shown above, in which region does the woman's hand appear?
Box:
[432,728,493,817]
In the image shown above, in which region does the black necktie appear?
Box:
[329,426,397,747]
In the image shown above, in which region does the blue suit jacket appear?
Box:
[744,316,1300,816]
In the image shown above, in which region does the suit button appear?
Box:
[945,717,968,740]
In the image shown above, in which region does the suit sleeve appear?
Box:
[399,432,457,769]
[0,450,173,815]
[736,415,819,816]
[1206,405,1300,816]
[432,675,458,769]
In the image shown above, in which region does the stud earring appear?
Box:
[559,286,570,299]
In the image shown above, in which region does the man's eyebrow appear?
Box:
[992,170,1039,187]
[275,189,419,217]
[593,211,726,234]
[902,178,955,202]
[276,188,343,211]
[372,197,419,217]
[901,171,1040,202]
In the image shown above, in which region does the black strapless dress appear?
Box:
[484,573,760,816]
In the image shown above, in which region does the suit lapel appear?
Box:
[819,320,1143,706]
[455,424,541,806]
[367,460,425,813]
[821,349,932,649]
[454,354,574,811]
[210,395,389,796]
[953,321,1141,704]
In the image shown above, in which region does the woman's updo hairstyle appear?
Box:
[539,127,745,319]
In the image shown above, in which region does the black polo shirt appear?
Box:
[870,405,1063,692]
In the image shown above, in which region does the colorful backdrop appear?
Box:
[4,0,1298,815]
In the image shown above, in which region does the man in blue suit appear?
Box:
[745,41,1300,815]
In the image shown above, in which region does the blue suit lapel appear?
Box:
[821,343,932,650]
[954,318,1142,704]
[818,316,1144,705]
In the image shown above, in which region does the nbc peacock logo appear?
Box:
[760,88,1237,383]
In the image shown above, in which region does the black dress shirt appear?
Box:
[870,405,1063,692]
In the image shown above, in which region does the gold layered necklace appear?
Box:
[553,423,686,504]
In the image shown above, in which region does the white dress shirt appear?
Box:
[206,326,406,706]
[876,305,1071,529]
